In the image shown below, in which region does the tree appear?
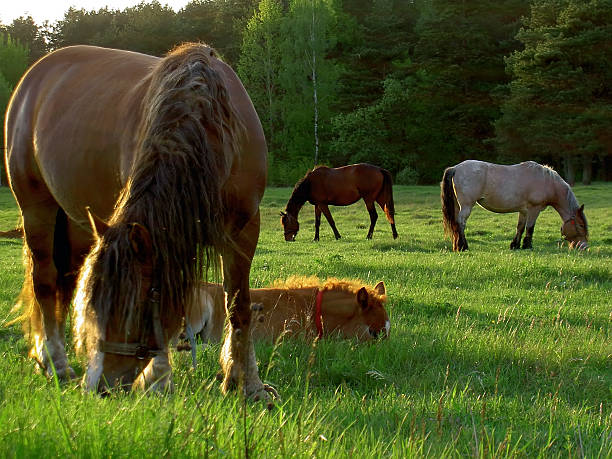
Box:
[1,16,48,63]
[177,0,259,64]
[279,0,339,168]
[0,35,29,185]
[497,0,612,184]
[334,0,418,112]
[412,0,530,164]
[237,0,284,169]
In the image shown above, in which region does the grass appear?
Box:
[0,183,610,458]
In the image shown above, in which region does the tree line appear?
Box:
[1,0,611,186]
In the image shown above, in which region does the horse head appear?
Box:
[322,281,390,340]
[561,204,588,250]
[280,211,299,241]
[74,220,179,393]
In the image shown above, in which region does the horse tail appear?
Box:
[380,168,396,224]
[441,166,460,246]
[7,239,39,340]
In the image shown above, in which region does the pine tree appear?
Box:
[497,0,612,183]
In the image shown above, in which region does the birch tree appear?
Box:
[280,0,339,167]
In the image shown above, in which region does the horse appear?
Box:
[184,277,390,344]
[5,43,275,400]
[441,160,588,252]
[280,163,398,241]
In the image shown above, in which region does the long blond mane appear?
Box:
[270,276,386,301]
[75,43,244,350]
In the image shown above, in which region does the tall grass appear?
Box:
[0,184,610,457]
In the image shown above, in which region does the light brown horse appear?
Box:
[5,44,274,400]
[441,160,588,251]
[280,163,398,241]
[185,277,390,344]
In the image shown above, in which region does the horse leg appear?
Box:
[314,205,321,241]
[320,204,341,239]
[456,204,472,252]
[521,207,542,249]
[21,204,74,379]
[219,211,277,403]
[375,195,397,239]
[365,200,378,239]
[510,212,527,250]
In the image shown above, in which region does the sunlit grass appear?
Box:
[0,184,610,457]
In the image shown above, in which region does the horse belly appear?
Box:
[476,198,523,214]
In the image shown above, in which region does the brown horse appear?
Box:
[185,277,390,344]
[5,44,275,400]
[280,163,398,241]
[441,160,588,251]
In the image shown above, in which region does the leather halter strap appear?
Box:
[98,287,166,359]
[314,289,324,339]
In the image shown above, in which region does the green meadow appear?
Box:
[0,184,610,457]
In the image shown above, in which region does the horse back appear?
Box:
[308,163,383,205]
[454,160,561,211]
[5,46,157,223]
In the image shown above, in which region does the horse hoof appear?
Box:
[250,384,280,408]
[47,365,76,381]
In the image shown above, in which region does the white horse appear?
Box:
[441,160,588,251]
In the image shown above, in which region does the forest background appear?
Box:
[1,0,611,187]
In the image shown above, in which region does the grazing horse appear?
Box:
[185,277,390,344]
[280,163,398,241]
[5,44,275,400]
[441,160,588,251]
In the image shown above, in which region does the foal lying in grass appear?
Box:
[183,277,390,344]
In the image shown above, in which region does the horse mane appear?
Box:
[285,172,312,216]
[76,43,244,342]
[269,276,386,301]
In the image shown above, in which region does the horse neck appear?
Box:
[317,289,356,331]
[550,181,578,221]
[285,179,310,217]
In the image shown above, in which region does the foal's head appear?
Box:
[280,211,299,241]
[322,280,390,340]
[561,204,589,250]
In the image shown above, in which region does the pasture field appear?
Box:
[0,183,611,458]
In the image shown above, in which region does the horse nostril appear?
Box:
[369,328,379,339]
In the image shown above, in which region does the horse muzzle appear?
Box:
[369,320,390,340]
[570,240,588,251]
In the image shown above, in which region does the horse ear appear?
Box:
[129,223,153,262]
[579,204,584,212]
[86,206,109,238]
[374,281,385,296]
[357,287,369,309]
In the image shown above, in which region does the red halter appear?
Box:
[315,290,324,339]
